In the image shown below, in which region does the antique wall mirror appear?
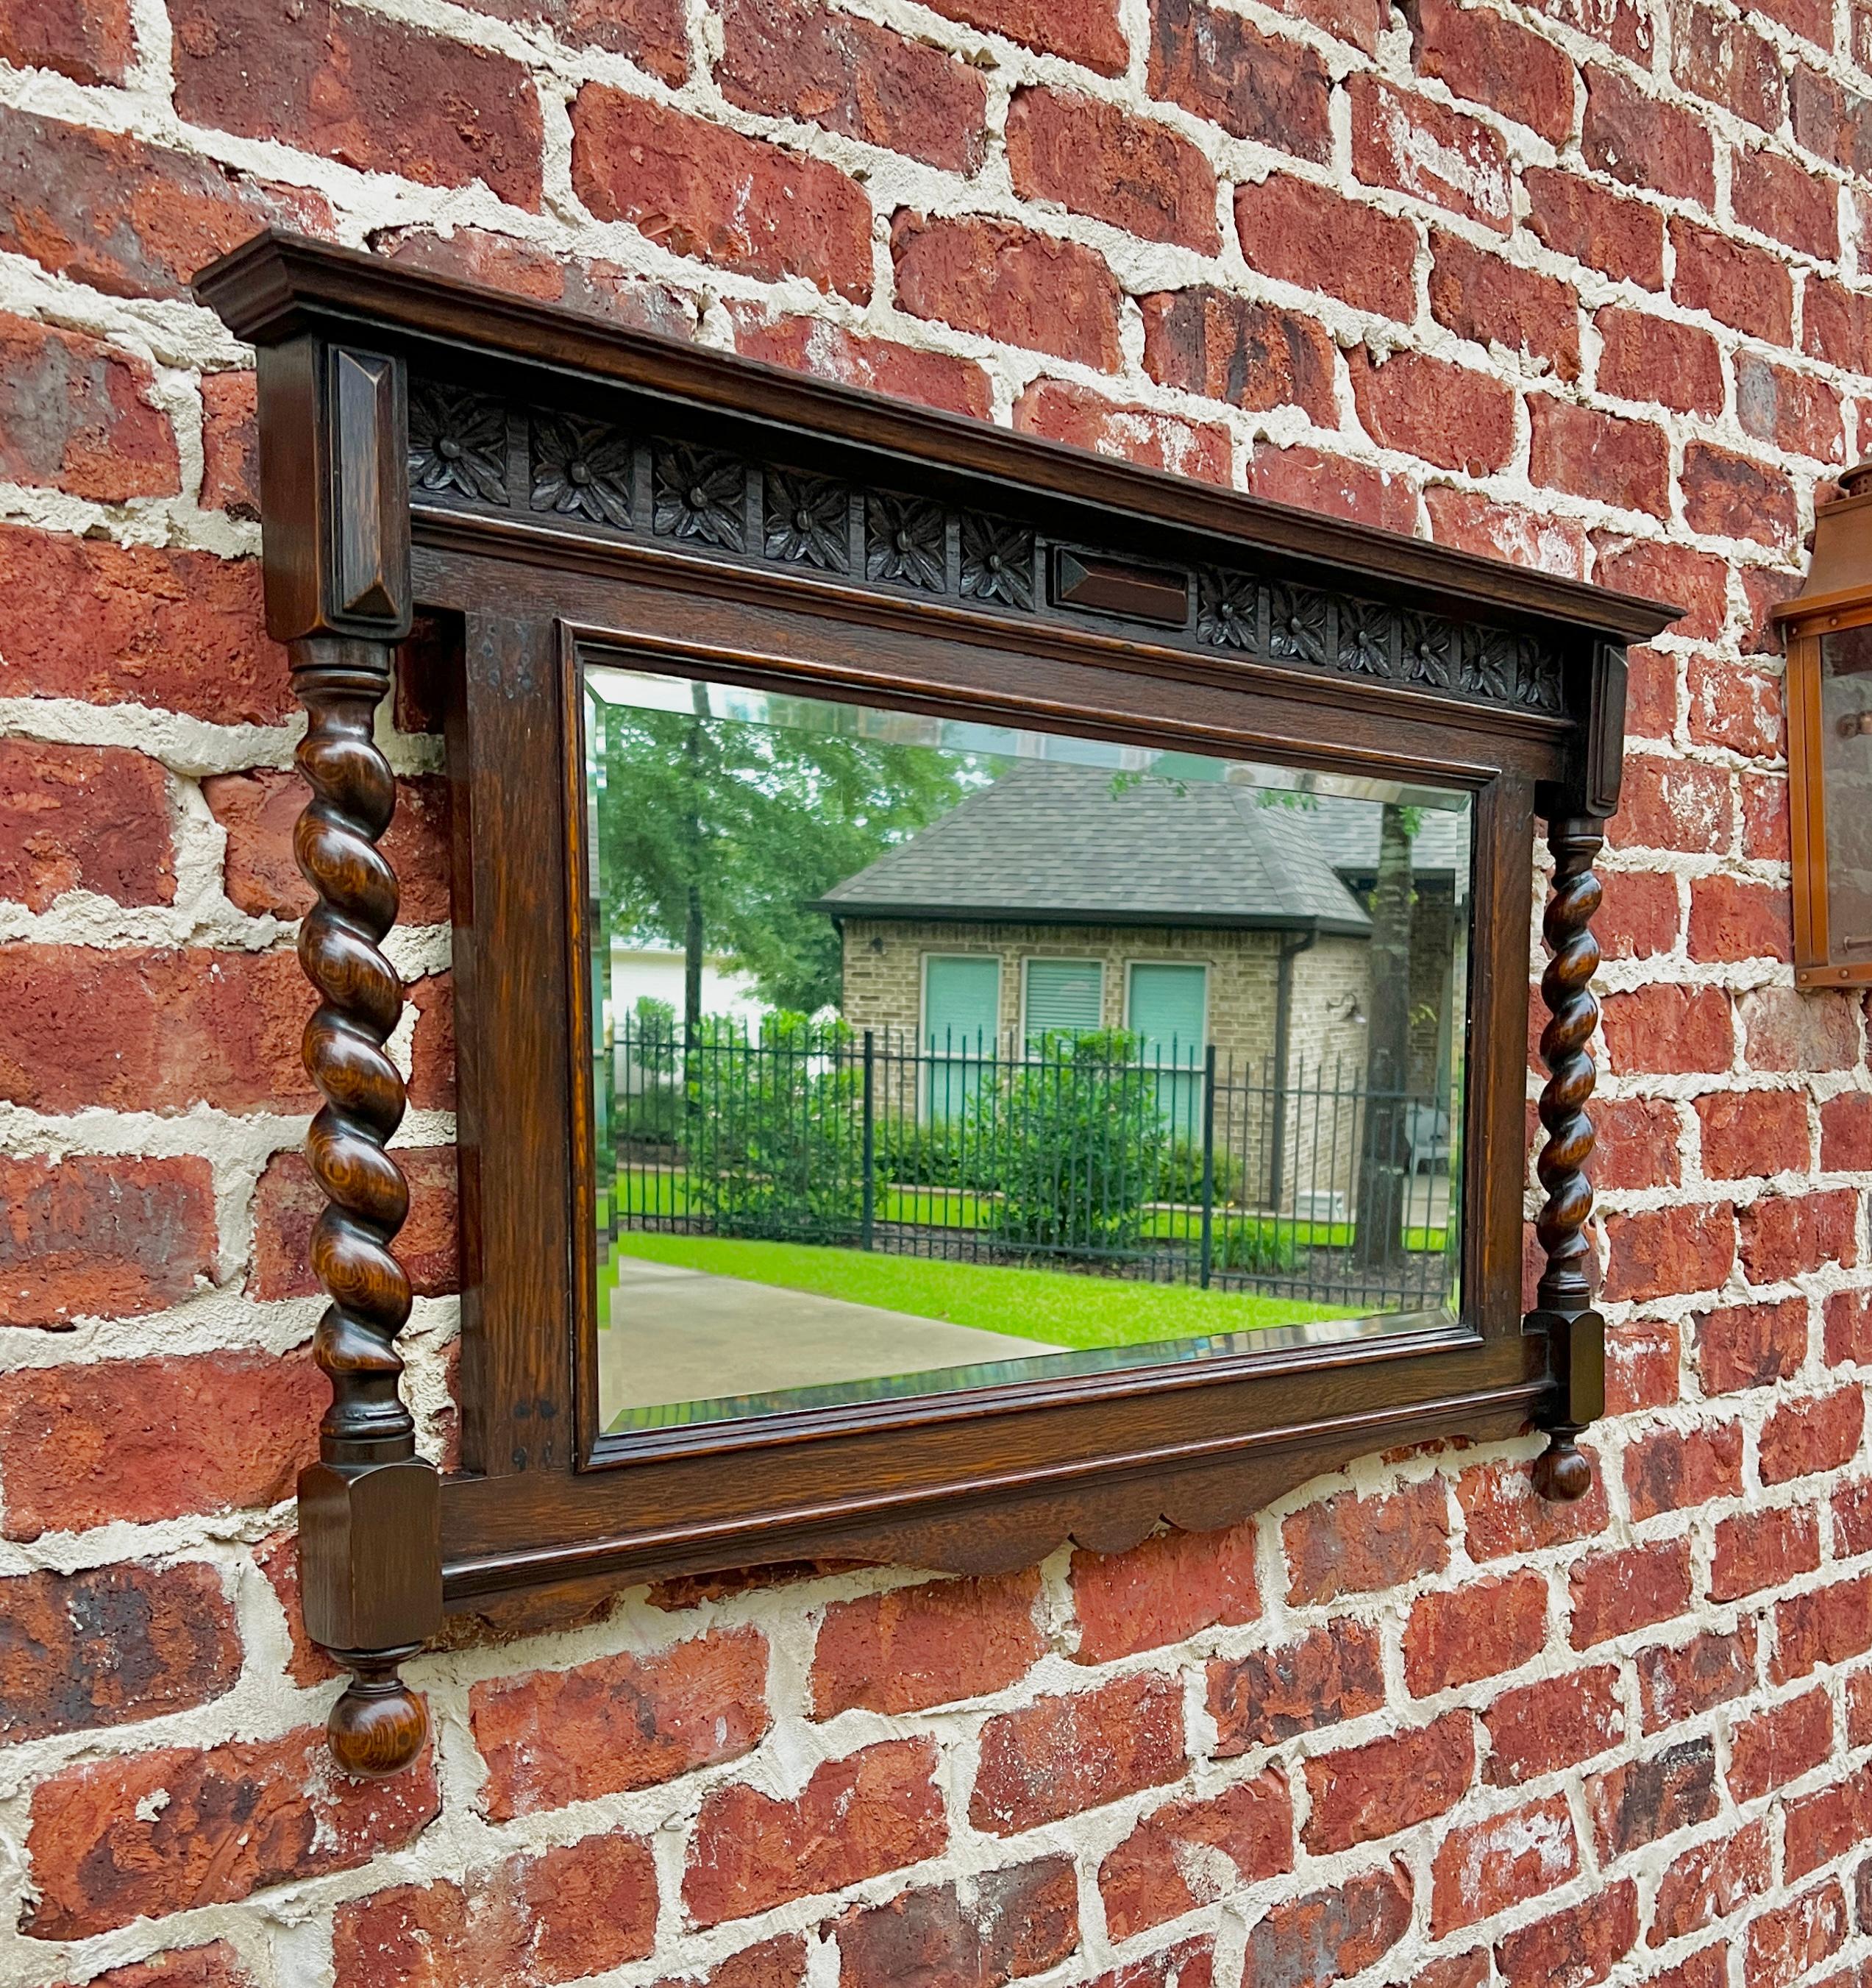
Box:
[196,232,1679,1775]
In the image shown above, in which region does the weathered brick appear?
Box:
[1302,1711,1476,1853]
[1531,0,1651,59]
[1139,288,1336,422]
[1650,1820,1771,1945]
[1569,1540,1693,1646]
[1623,1419,1743,1520]
[1609,1317,1681,1413]
[255,1529,342,1685]
[198,367,258,517]
[1349,348,1516,474]
[834,1862,1078,1988]
[972,1674,1185,1834]
[1248,442,1420,534]
[0,526,287,723]
[1672,216,1794,344]
[1601,985,1734,1079]
[380,224,695,334]
[1070,1523,1257,1664]
[1350,75,1512,230]
[686,1739,946,1925]
[655,1936,807,1988]
[1414,0,1574,141]
[1209,1618,1384,1753]
[1424,489,1590,578]
[1807,278,1872,374]
[1494,1879,1637,1988]
[1762,1389,1865,1483]
[729,309,991,419]
[1284,1477,1451,1602]
[0,1561,241,1744]
[252,1148,459,1302]
[1582,65,1714,204]
[471,1627,769,1820]
[1670,0,1785,129]
[1234,173,1418,319]
[46,1948,257,1988]
[572,88,872,299]
[1697,1091,1810,1180]
[1,1154,216,1328]
[408,970,455,1112]
[1601,1201,1734,1304]
[1405,1571,1548,1694]
[1740,988,1855,1073]
[1681,441,1800,550]
[0,1347,324,1539]
[1775,1574,1872,1681]
[1428,234,1580,380]
[1689,876,1793,963]
[1715,1506,1822,1600]
[812,1572,1042,1714]
[1740,1190,1858,1282]
[1006,87,1218,252]
[1737,353,1847,464]
[1586,1737,1718,1858]
[26,1726,437,1938]
[1082,1936,1214,1988]
[1792,65,1872,178]
[1596,305,1721,415]
[1431,1794,1578,1934]
[1457,1453,1609,1558]
[1636,1624,1757,1729]
[1597,537,1731,642]
[891,214,1122,369]
[0,0,132,80]
[1100,1774,1292,1937]
[1734,143,1838,260]
[1821,1093,1872,1173]
[1525,166,1665,287]
[917,0,1125,72]
[1528,397,1670,518]
[1788,1775,1872,1886]
[1613,754,1732,853]
[1482,1666,1624,1784]
[719,0,986,173]
[1147,0,1331,158]
[1745,1883,1849,1988]
[1241,1863,1413,1985]
[1013,381,1231,485]
[1829,1291,1872,1366]
[0,313,177,500]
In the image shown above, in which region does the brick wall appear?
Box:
[0,0,1869,1981]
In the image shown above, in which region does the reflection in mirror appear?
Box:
[583,665,1473,1432]
[1821,622,1872,960]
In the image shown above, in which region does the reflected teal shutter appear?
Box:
[1023,959,1103,1042]
[1128,962,1207,1138]
[923,954,1000,1121]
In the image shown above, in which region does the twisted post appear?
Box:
[1528,815,1606,1502]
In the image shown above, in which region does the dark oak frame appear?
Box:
[195,230,1679,1776]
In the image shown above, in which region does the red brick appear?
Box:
[1070,1524,1257,1665]
[202,768,450,925]
[1482,1666,1624,1785]
[1602,1202,1735,1304]
[0,1154,216,1329]
[1822,1093,1872,1173]
[1570,1540,1693,1646]
[252,1147,458,1303]
[1716,1506,1822,1601]
[408,970,454,1112]
[471,1627,768,1820]
[1595,306,1721,415]
[1139,288,1336,422]
[174,0,541,205]
[1613,753,1731,853]
[1525,166,1665,287]
[1698,1090,1809,1181]
[1745,1883,1849,1988]
[1848,1665,1872,1744]
[1690,654,1787,756]
[1623,643,1684,739]
[1636,1624,1757,1729]
[1650,1820,1772,1944]
[1737,353,1847,464]
[1234,173,1418,319]
[1424,488,1590,578]
[1432,1794,1577,1934]
[719,0,986,172]
[0,0,132,79]
[1350,348,1517,473]
[1241,1864,1413,1984]
[1531,0,1651,58]
[1776,1574,1872,1681]
[255,1530,341,1686]
[1793,65,1872,178]
[1210,1619,1384,1753]
[380,224,695,334]
[1681,441,1800,550]
[1147,0,1331,159]
[1734,143,1838,260]
[26,1725,436,1938]
[1083,1937,1214,1988]
[1007,87,1218,252]
[1495,1880,1637,1988]
[1601,984,1733,1078]
[812,1572,1042,1715]
[332,1834,658,1987]
[1284,1477,1450,1602]
[0,1561,239,1746]
[1457,1453,1609,1558]
[0,313,176,500]
[1100,1774,1292,1938]
[1784,1769,1872,1881]
[1670,0,1784,129]
[728,310,990,420]
[1013,381,1231,485]
[686,1739,945,1925]
[0,102,328,301]
[0,525,286,723]
[918,0,1125,72]
[1740,569,1805,655]
[1595,870,1679,960]
[1762,1388,1865,1483]
[1302,1712,1476,1853]
[834,1863,1078,1988]
[0,944,313,1115]
[1740,987,1855,1072]
[1835,1477,1872,1555]
[1696,1297,1808,1394]
[1414,1956,1490,1988]
[1350,75,1512,230]
[891,213,1120,369]
[0,1347,323,1540]
[1672,217,1794,343]
[1582,65,1714,204]
[1609,1318,1681,1413]
[1740,1189,1858,1282]
[48,1949,257,1988]
[1428,234,1580,380]
[972,1674,1184,1834]
[1596,537,1729,642]
[1414,0,1574,141]
[1586,1737,1718,1859]
[1688,877,1791,962]
[1405,1571,1548,1695]
[199,366,257,516]
[1828,1291,1872,1366]
[572,89,871,299]
[1623,1419,1743,1521]
[1528,397,1670,517]
[1806,278,1872,374]
[1249,442,1419,534]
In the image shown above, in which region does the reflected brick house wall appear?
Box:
[0,0,1869,1982]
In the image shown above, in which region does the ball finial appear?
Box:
[329,1666,428,1778]
[1532,1432,1593,1503]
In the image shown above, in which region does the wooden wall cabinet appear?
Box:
[195,232,1679,1776]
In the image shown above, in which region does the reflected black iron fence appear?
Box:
[596,1018,1458,1313]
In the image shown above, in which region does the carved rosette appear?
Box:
[1530,815,1606,1502]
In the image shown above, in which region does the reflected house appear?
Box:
[814,763,1467,1213]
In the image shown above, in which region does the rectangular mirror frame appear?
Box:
[196,232,1679,1775]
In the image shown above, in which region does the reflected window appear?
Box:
[1821,623,1872,961]
[585,667,1473,1431]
